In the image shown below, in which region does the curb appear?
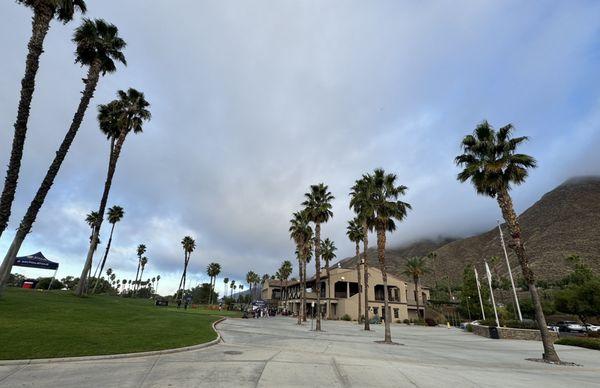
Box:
[0,317,227,366]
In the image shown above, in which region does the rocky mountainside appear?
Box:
[337,177,600,285]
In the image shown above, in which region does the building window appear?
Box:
[393,308,399,319]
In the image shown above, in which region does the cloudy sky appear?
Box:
[1,1,599,296]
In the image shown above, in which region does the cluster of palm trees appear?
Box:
[0,1,152,297]
[245,271,261,300]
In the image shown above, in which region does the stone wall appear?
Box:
[471,325,559,343]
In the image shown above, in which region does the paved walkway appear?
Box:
[1,317,599,387]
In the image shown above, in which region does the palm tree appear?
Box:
[223,277,229,299]
[133,244,146,292]
[155,275,161,295]
[137,257,148,294]
[207,262,221,304]
[302,183,334,331]
[76,88,149,296]
[455,121,560,362]
[230,280,235,298]
[278,260,293,312]
[347,218,365,324]
[121,279,127,295]
[321,238,336,319]
[403,257,429,319]
[0,0,87,240]
[176,236,195,300]
[246,271,257,302]
[350,175,376,331]
[289,210,313,323]
[0,19,127,293]
[92,205,124,293]
[368,168,411,344]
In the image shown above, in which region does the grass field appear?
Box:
[0,288,241,360]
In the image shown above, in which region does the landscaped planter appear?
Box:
[471,324,559,343]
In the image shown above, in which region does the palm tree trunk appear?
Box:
[377,227,392,343]
[414,275,420,319]
[302,250,307,322]
[76,131,128,296]
[314,222,322,331]
[362,222,370,331]
[497,189,560,363]
[326,263,332,319]
[92,223,116,294]
[0,7,53,240]
[297,256,302,325]
[134,258,141,292]
[356,242,362,325]
[0,62,103,293]
[138,267,145,294]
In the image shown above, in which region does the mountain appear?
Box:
[337,176,600,285]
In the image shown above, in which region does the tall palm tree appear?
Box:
[176,236,195,300]
[230,280,235,298]
[350,175,376,331]
[0,19,126,293]
[368,168,411,344]
[455,121,560,362]
[246,271,257,302]
[321,238,336,319]
[403,257,429,319]
[302,183,334,331]
[223,277,229,299]
[155,275,161,295]
[207,262,221,304]
[346,218,365,325]
[278,260,293,311]
[76,88,150,296]
[92,205,124,293]
[0,0,87,240]
[133,244,146,292]
[289,210,313,324]
[137,257,148,294]
[121,279,127,295]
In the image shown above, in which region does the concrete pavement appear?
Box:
[1,317,599,387]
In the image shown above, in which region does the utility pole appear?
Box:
[497,220,523,321]
[485,262,500,328]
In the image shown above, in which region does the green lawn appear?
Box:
[0,288,240,360]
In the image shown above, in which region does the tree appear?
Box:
[0,0,87,240]
[92,205,124,293]
[350,175,376,331]
[459,264,490,320]
[366,169,411,344]
[0,19,127,293]
[155,275,161,295]
[321,238,337,319]
[347,218,365,324]
[302,183,334,331]
[246,271,257,302]
[207,262,221,304]
[230,280,235,298]
[176,236,195,300]
[455,121,560,362]
[278,260,293,310]
[289,210,313,324]
[403,257,429,319]
[76,88,150,296]
[190,283,218,304]
[133,244,146,292]
[223,277,229,299]
[555,278,600,330]
[138,258,148,293]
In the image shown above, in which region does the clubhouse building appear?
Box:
[261,265,429,322]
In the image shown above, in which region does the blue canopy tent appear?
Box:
[14,252,59,290]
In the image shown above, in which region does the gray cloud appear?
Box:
[1,1,600,295]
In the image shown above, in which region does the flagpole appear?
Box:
[497,220,523,321]
[474,267,486,320]
[485,261,500,328]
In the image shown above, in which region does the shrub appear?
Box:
[403,319,410,325]
[395,319,402,324]
[466,324,474,332]
[587,332,600,338]
[425,318,437,326]
[555,338,600,351]
[340,314,351,321]
[413,319,427,326]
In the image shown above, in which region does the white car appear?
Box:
[583,324,600,332]
[557,321,585,333]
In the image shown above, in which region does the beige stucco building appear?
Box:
[261,265,429,322]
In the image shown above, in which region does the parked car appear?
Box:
[460,320,480,330]
[583,324,600,332]
[547,325,559,333]
[556,321,585,333]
